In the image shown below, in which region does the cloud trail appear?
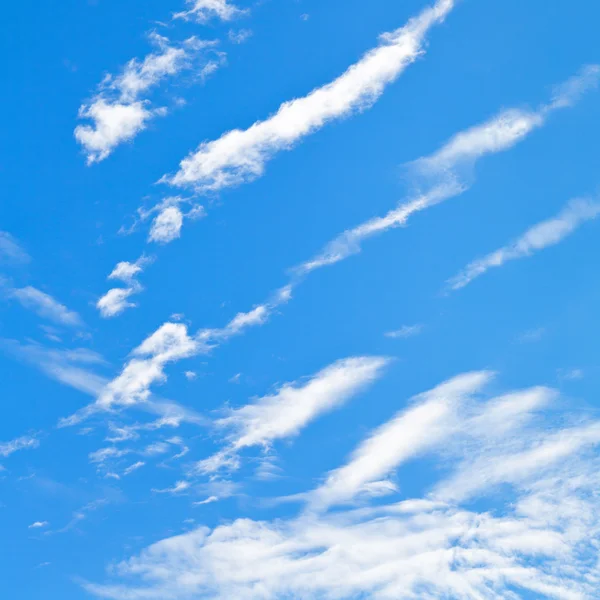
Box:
[447,197,600,290]
[164,0,456,190]
[195,357,390,475]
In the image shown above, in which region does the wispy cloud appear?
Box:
[2,340,108,396]
[384,324,422,339]
[308,371,491,510]
[0,231,30,266]
[75,34,222,163]
[294,66,600,277]
[6,285,83,327]
[28,521,49,529]
[164,0,456,191]
[62,323,198,426]
[447,198,600,290]
[174,0,247,23]
[0,434,39,458]
[195,357,390,475]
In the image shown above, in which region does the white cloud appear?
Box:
[28,521,49,529]
[0,231,30,265]
[309,371,492,510]
[0,434,39,458]
[97,287,138,318]
[193,495,218,506]
[75,35,215,163]
[294,66,600,276]
[3,340,108,397]
[98,255,151,318]
[62,324,198,427]
[123,461,145,476]
[84,473,600,600]
[228,29,252,44]
[148,206,184,244]
[83,373,600,600]
[75,100,156,164]
[164,0,456,190]
[385,324,423,339]
[195,357,390,475]
[152,480,191,494]
[10,286,82,327]
[447,198,600,290]
[174,0,247,23]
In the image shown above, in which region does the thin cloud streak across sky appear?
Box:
[447,197,600,290]
[194,356,390,475]
[70,67,600,430]
[163,0,456,190]
[295,65,600,277]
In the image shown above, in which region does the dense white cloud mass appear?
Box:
[84,373,600,600]
[195,356,390,474]
[164,0,456,190]
[447,198,600,290]
[174,0,247,23]
[148,206,184,244]
[75,35,217,163]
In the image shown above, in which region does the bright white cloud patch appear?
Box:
[75,34,216,163]
[97,256,151,318]
[83,372,600,600]
[164,0,456,190]
[309,371,492,510]
[174,0,247,23]
[148,206,184,244]
[195,356,390,474]
[96,287,138,318]
[447,198,600,290]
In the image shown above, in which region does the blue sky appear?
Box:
[2,0,600,597]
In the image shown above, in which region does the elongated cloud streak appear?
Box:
[447,198,600,290]
[295,65,600,276]
[164,0,456,190]
[195,357,390,474]
[309,371,492,510]
[0,434,39,458]
[8,286,83,327]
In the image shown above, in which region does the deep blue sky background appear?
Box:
[2,0,600,598]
